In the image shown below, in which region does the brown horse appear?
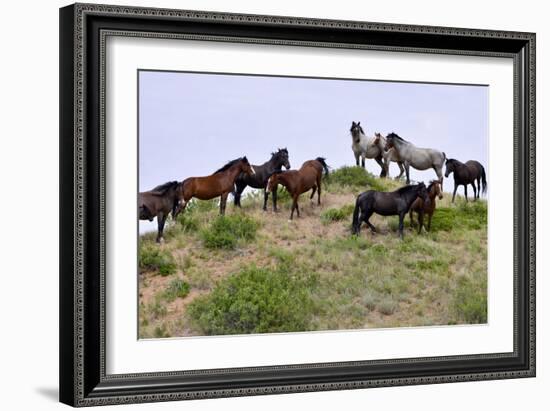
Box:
[266,157,329,220]
[174,157,255,217]
[138,181,180,243]
[409,180,443,233]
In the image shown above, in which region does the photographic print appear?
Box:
[137,70,489,339]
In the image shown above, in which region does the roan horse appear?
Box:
[233,148,291,211]
[409,180,443,233]
[373,132,405,179]
[384,132,446,185]
[138,181,180,243]
[350,121,386,177]
[174,157,255,217]
[444,158,487,203]
[352,182,430,239]
[266,157,329,220]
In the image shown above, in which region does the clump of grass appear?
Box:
[430,201,487,232]
[138,243,177,276]
[451,274,487,324]
[201,214,259,249]
[163,278,191,302]
[187,265,318,335]
[176,212,201,233]
[327,166,386,191]
[320,204,355,224]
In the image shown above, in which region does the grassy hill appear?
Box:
[138,167,487,339]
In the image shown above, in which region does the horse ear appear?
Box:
[357,121,361,126]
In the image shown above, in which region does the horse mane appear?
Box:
[271,147,288,157]
[387,132,407,142]
[151,181,179,195]
[396,183,423,194]
[214,157,244,174]
[427,180,440,191]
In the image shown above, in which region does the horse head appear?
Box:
[241,156,256,176]
[373,132,383,147]
[444,158,455,177]
[350,121,364,144]
[273,148,291,170]
[429,180,444,200]
[417,182,431,206]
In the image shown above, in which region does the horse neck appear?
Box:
[276,173,293,190]
[266,155,283,172]
[403,187,421,206]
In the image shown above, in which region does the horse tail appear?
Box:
[480,164,487,194]
[352,196,361,234]
[316,157,330,176]
[442,152,446,160]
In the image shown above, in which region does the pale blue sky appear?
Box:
[139,70,488,231]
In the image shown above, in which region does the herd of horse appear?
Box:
[139,121,487,243]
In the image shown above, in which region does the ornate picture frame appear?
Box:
[59,3,535,407]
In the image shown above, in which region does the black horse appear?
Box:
[352,183,430,239]
[444,159,487,202]
[138,181,180,243]
[233,148,291,211]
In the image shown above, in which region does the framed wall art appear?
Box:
[59,3,535,407]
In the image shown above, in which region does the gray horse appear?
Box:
[373,132,405,179]
[384,132,446,185]
[350,121,386,177]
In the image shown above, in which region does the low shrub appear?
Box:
[163,278,191,302]
[451,274,487,324]
[327,166,386,191]
[201,214,259,249]
[187,265,317,335]
[320,204,355,224]
[139,244,177,276]
[430,201,487,232]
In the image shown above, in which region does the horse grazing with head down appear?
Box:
[384,132,446,185]
[138,181,180,243]
[352,182,430,239]
[409,180,443,233]
[444,158,487,203]
[233,148,291,211]
[174,157,255,217]
[266,157,329,220]
[349,121,386,177]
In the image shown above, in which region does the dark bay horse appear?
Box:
[444,159,487,202]
[174,157,255,217]
[233,148,291,211]
[352,182,430,239]
[266,157,329,220]
[138,181,180,243]
[409,180,443,233]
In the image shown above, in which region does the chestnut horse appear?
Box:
[174,157,255,217]
[266,157,329,220]
[409,180,443,233]
[138,181,180,243]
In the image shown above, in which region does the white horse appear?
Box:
[350,121,386,177]
[384,132,446,185]
[372,132,405,179]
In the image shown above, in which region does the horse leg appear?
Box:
[471,183,477,201]
[396,162,405,180]
[452,183,458,203]
[309,186,317,201]
[477,178,481,199]
[220,192,229,215]
[156,213,167,243]
[463,185,468,202]
[354,152,360,167]
[375,155,386,178]
[404,163,411,185]
[272,188,278,212]
[263,189,270,211]
[361,155,365,169]
[427,213,433,231]
[295,195,301,218]
[363,210,376,233]
[233,181,245,208]
[417,211,424,234]
[398,212,405,239]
